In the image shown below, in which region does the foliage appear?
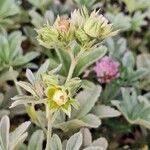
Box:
[0,31,39,74]
[112,88,150,129]
[0,0,149,149]
[0,0,19,27]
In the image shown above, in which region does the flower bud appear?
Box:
[75,28,90,44]
[84,17,101,38]
[94,56,120,83]
[83,10,117,39]
[37,25,59,48]
[57,18,70,33]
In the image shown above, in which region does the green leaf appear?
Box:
[74,46,107,76]
[50,134,62,150]
[27,130,44,150]
[66,132,82,150]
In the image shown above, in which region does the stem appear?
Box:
[46,111,52,150]
[65,52,76,83]
[45,110,58,150]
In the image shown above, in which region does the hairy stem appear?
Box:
[65,52,76,83]
[45,111,52,150]
[45,111,58,150]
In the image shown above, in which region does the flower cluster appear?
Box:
[37,7,118,50]
[94,56,120,83]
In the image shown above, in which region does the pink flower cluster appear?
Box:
[94,56,120,83]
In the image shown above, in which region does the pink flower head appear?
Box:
[94,56,120,83]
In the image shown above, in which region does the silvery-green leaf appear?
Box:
[36,60,50,79]
[80,128,92,147]
[81,114,101,128]
[122,0,150,13]
[50,64,62,74]
[130,11,147,32]
[112,88,150,129]
[29,10,44,28]
[16,81,37,96]
[50,134,62,150]
[106,12,131,31]
[91,137,108,150]
[10,99,46,108]
[27,130,44,150]
[122,51,135,70]
[28,0,52,10]
[13,52,39,66]
[26,69,36,85]
[81,80,95,89]
[9,121,30,149]
[106,37,127,59]
[83,146,103,150]
[66,132,82,150]
[72,85,101,118]
[92,105,121,118]
[0,110,10,118]
[0,0,19,27]
[137,54,150,69]
[55,48,71,76]
[0,116,9,150]
[74,46,107,76]
[54,114,101,132]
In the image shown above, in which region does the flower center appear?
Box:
[53,90,67,106]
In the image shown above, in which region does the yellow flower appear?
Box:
[45,85,78,117]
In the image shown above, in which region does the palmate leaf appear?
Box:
[112,88,150,129]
